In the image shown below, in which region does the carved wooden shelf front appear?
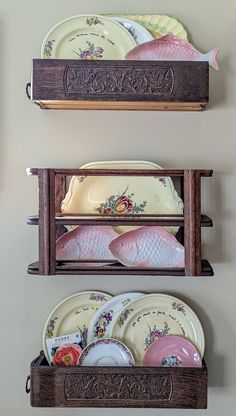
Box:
[27,167,213,277]
[27,351,207,408]
[29,59,209,111]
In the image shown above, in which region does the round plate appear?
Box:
[118,14,188,40]
[61,160,183,236]
[110,16,153,44]
[43,291,111,364]
[87,292,144,343]
[78,338,135,366]
[111,294,205,365]
[143,335,202,367]
[41,14,136,59]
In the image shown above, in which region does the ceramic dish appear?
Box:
[111,294,205,365]
[61,160,183,236]
[110,16,153,44]
[143,335,202,367]
[43,291,111,364]
[41,14,136,59]
[78,338,135,366]
[87,292,144,343]
[118,14,188,40]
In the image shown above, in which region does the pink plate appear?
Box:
[143,335,202,367]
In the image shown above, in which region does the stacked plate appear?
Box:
[43,291,204,368]
[41,14,188,60]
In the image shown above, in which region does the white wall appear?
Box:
[0,0,236,414]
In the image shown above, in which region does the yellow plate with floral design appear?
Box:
[111,294,205,365]
[42,291,111,364]
[109,14,188,40]
[41,14,136,59]
[61,160,183,235]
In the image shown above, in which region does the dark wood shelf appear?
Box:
[29,59,209,111]
[28,259,213,276]
[27,168,213,276]
[27,351,207,408]
[27,213,213,227]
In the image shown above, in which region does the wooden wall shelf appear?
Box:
[29,59,209,111]
[27,167,213,276]
[27,351,207,408]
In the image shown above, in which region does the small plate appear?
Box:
[111,294,205,365]
[143,335,202,367]
[78,338,135,366]
[110,16,153,44]
[87,292,144,343]
[41,14,136,59]
[118,14,188,40]
[61,160,183,236]
[43,291,111,364]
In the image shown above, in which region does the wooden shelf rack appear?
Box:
[28,59,209,111]
[27,167,213,276]
[27,351,207,408]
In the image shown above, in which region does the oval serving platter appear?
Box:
[61,160,183,235]
[42,291,112,364]
[111,294,205,366]
[41,14,136,59]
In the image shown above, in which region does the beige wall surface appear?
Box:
[0,0,236,414]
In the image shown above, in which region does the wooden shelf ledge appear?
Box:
[28,259,213,276]
[28,351,207,408]
[30,59,209,111]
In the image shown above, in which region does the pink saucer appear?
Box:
[143,335,202,367]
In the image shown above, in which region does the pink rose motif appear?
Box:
[115,196,133,213]
[80,50,94,60]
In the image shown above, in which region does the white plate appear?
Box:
[78,338,135,366]
[87,292,144,343]
[42,291,111,364]
[111,294,205,365]
[41,14,136,59]
[110,16,153,44]
[61,160,183,235]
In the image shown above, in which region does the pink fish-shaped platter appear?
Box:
[126,34,220,70]
[108,226,184,268]
[56,226,118,261]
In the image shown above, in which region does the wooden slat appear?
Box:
[34,100,207,111]
[184,170,202,276]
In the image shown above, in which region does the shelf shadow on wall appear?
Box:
[209,54,228,108]
[0,19,5,191]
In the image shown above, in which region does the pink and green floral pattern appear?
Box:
[94,310,113,338]
[73,41,104,60]
[161,355,182,367]
[172,302,186,315]
[97,186,147,215]
[89,292,109,302]
[144,322,170,350]
[86,16,104,26]
[117,308,133,327]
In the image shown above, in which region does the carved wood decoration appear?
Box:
[29,352,208,408]
[31,59,209,110]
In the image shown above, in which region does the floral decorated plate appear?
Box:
[143,335,202,367]
[41,14,136,59]
[78,338,135,366]
[109,16,153,44]
[87,292,144,343]
[111,294,205,365]
[117,14,188,40]
[61,160,183,235]
[43,291,111,364]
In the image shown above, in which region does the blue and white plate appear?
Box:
[110,16,153,44]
